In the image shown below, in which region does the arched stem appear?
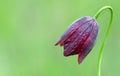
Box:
[93,6,113,76]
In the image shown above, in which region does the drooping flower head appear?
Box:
[55,16,99,64]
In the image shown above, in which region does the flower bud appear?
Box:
[55,16,99,64]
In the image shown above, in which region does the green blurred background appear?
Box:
[0,0,119,76]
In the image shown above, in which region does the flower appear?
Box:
[55,16,99,64]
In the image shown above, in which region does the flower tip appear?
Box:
[78,60,82,64]
[63,51,69,57]
[78,53,84,64]
[55,41,64,46]
[78,62,81,64]
[54,42,58,46]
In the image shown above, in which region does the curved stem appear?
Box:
[93,6,113,76]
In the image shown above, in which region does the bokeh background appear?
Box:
[0,0,119,76]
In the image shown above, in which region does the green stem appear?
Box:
[93,6,113,76]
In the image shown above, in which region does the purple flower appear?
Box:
[55,16,99,64]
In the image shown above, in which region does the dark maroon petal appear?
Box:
[55,17,93,46]
[78,20,99,64]
[64,20,93,56]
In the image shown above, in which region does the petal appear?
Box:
[78,20,99,64]
[64,20,93,56]
[55,16,93,46]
